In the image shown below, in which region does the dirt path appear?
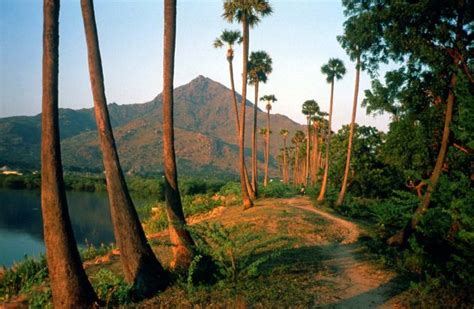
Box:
[287,197,406,308]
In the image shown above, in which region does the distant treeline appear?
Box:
[0,173,228,199]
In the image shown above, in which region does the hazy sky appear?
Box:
[0,0,390,131]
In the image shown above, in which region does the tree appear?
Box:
[280,129,289,183]
[41,0,98,306]
[302,100,320,186]
[317,58,346,202]
[163,0,197,269]
[248,51,273,195]
[336,3,377,206]
[261,94,277,187]
[342,0,473,246]
[223,0,272,209]
[80,0,168,295]
[213,30,242,135]
[291,130,306,185]
[213,29,255,199]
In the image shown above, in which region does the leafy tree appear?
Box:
[248,51,273,195]
[81,0,168,294]
[317,58,346,202]
[223,0,273,209]
[41,0,98,306]
[342,0,474,245]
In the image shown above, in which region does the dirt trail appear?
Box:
[287,197,406,308]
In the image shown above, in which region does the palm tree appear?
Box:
[248,51,273,195]
[213,29,255,200]
[162,0,197,269]
[80,0,168,295]
[301,100,320,186]
[280,129,289,183]
[41,1,98,306]
[317,58,346,202]
[291,130,306,185]
[336,52,361,206]
[223,0,272,209]
[213,30,242,135]
[260,94,277,186]
[310,111,326,185]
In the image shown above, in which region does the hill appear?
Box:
[0,76,305,178]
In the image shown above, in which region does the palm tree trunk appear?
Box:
[283,138,287,183]
[336,55,360,206]
[228,56,255,200]
[294,143,299,185]
[264,109,271,186]
[228,55,240,131]
[42,1,98,306]
[387,72,457,246]
[311,125,319,185]
[305,119,311,185]
[318,80,334,202]
[163,0,197,267]
[239,17,253,209]
[251,80,259,195]
[81,0,168,294]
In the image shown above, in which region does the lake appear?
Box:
[0,188,134,267]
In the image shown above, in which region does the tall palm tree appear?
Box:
[248,51,273,195]
[223,0,272,209]
[301,100,320,186]
[213,30,242,135]
[162,0,196,269]
[260,94,277,186]
[318,58,346,202]
[310,111,326,185]
[280,129,289,183]
[336,52,361,206]
[41,0,98,306]
[80,0,168,295]
[213,29,255,200]
[292,130,305,185]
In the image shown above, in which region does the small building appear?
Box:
[0,166,23,176]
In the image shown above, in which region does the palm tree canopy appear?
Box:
[321,58,346,83]
[280,128,289,137]
[260,94,277,111]
[248,51,273,84]
[214,29,243,49]
[302,100,320,117]
[223,0,273,27]
[259,127,267,135]
[292,130,306,144]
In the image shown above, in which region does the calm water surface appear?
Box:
[0,188,124,267]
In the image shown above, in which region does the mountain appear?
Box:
[0,76,305,178]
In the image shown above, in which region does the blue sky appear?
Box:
[0,0,390,131]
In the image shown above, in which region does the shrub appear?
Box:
[0,256,48,299]
[91,269,134,306]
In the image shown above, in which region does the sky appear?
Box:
[0,0,391,131]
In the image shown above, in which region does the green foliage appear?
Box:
[0,256,48,300]
[189,223,283,283]
[218,181,241,196]
[259,182,298,198]
[79,243,115,262]
[91,269,134,306]
[28,288,52,309]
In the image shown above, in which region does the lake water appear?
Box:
[0,188,119,267]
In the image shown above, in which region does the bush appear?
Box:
[259,182,298,198]
[91,269,134,306]
[0,256,48,299]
